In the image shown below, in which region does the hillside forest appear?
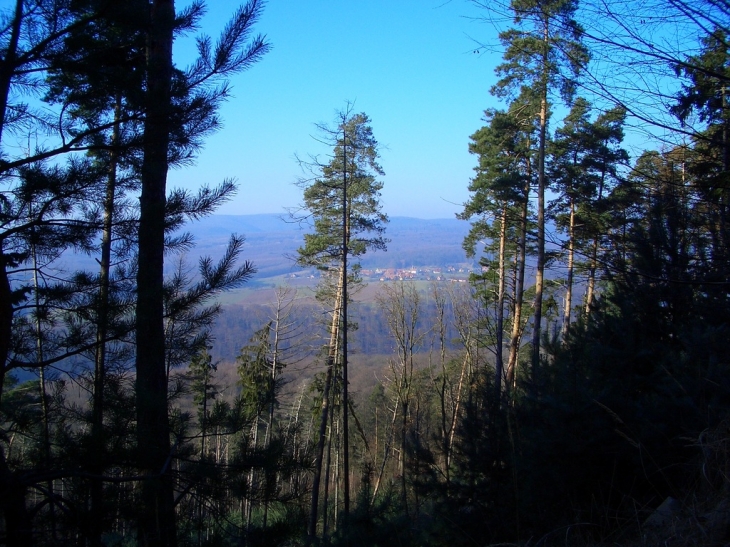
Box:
[1,0,729,546]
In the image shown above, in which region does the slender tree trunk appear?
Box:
[400,399,408,516]
[721,85,729,250]
[0,0,22,145]
[447,351,469,472]
[506,177,530,389]
[432,285,450,487]
[32,229,58,542]
[341,133,350,522]
[245,417,259,544]
[321,408,334,540]
[307,275,343,542]
[371,392,399,503]
[33,245,49,460]
[495,203,507,397]
[0,254,11,406]
[136,1,177,545]
[561,198,575,341]
[197,368,210,547]
[531,30,549,385]
[585,164,606,316]
[308,365,333,541]
[288,386,304,497]
[333,414,340,532]
[262,292,283,530]
[89,92,121,547]
[374,407,378,473]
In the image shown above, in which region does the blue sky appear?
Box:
[169,1,501,219]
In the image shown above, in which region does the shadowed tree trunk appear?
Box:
[0,3,34,543]
[90,93,122,547]
[135,1,177,545]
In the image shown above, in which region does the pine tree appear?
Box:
[548,98,593,339]
[134,2,268,544]
[580,105,628,315]
[296,107,387,538]
[0,8,113,540]
[489,0,589,381]
[672,28,730,285]
[134,2,178,542]
[460,90,538,393]
[43,6,148,542]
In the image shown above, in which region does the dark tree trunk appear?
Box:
[90,94,122,547]
[531,17,550,387]
[494,203,507,398]
[561,198,575,341]
[531,77,548,386]
[0,0,22,145]
[0,449,32,547]
[135,1,177,546]
[0,251,32,547]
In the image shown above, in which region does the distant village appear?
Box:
[290,265,478,283]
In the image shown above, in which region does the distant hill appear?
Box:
[54,214,475,278]
[188,214,474,278]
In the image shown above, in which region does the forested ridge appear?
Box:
[0,0,729,546]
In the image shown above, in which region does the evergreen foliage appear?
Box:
[1,0,730,545]
[296,110,388,270]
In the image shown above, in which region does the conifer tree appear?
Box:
[487,0,588,380]
[135,2,178,543]
[580,105,628,315]
[296,107,387,538]
[134,2,268,544]
[546,99,628,335]
[548,99,593,339]
[672,28,730,283]
[43,6,147,542]
[460,90,537,393]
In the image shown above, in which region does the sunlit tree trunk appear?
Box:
[341,144,351,520]
[371,390,400,503]
[431,284,450,485]
[321,404,335,539]
[307,274,343,541]
[585,159,607,316]
[506,176,530,389]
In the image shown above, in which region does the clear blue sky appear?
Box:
[169,1,501,219]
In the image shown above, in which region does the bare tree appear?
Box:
[374,281,425,513]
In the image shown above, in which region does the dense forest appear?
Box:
[0,0,729,546]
